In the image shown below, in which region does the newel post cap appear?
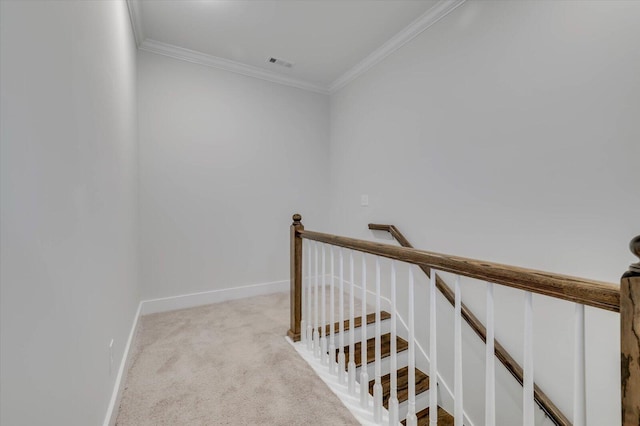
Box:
[629,235,640,274]
[292,213,302,225]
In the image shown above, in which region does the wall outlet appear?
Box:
[109,339,114,375]
[360,194,369,207]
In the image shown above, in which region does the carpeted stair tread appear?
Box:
[337,333,408,368]
[401,407,455,426]
[368,366,430,408]
[323,311,391,335]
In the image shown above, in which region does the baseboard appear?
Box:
[286,336,386,425]
[102,279,289,424]
[103,301,142,426]
[139,279,289,315]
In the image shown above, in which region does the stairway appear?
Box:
[327,311,455,425]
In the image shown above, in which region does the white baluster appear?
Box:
[523,291,534,426]
[429,269,438,426]
[313,242,320,358]
[573,303,586,426]
[373,257,383,423]
[338,248,346,383]
[454,275,463,426]
[485,282,495,426]
[306,241,313,351]
[301,240,307,345]
[388,261,399,426]
[406,266,417,426]
[329,246,336,375]
[360,255,369,408]
[321,244,327,365]
[348,251,356,395]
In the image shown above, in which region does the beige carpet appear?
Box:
[115,292,360,425]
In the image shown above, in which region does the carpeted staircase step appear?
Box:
[323,311,391,335]
[401,407,455,426]
[368,366,430,408]
[337,333,408,368]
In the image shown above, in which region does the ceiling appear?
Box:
[128,0,464,93]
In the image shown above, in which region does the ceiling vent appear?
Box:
[267,57,294,68]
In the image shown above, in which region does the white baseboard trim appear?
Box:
[139,279,289,315]
[286,337,389,426]
[103,279,289,424]
[103,301,142,426]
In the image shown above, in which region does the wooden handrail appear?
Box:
[288,214,638,425]
[298,228,620,312]
[368,223,570,425]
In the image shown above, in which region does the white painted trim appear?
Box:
[103,279,289,423]
[139,39,329,95]
[140,279,289,315]
[328,0,466,93]
[103,301,142,426]
[287,337,395,426]
[125,0,144,47]
[126,0,466,95]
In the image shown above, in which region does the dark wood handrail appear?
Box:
[288,214,639,426]
[368,223,570,425]
[297,228,620,312]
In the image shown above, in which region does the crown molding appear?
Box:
[328,0,466,93]
[126,0,465,95]
[139,39,330,94]
[125,0,144,47]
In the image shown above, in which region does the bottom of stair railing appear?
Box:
[286,336,402,426]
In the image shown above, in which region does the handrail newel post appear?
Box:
[287,214,304,342]
[621,235,640,425]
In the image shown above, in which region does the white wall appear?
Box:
[0,1,139,425]
[138,51,330,300]
[329,1,640,424]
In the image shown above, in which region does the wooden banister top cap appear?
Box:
[292,213,302,224]
[631,235,640,258]
[630,235,640,273]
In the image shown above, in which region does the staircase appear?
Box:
[328,311,454,425]
[287,214,640,425]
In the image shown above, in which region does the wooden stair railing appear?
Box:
[369,223,569,425]
[287,214,639,425]
[293,230,620,311]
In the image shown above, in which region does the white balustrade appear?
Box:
[329,246,336,375]
[573,303,586,426]
[523,291,534,426]
[314,242,320,358]
[388,261,399,426]
[360,255,369,408]
[454,275,463,425]
[429,270,438,426]
[348,251,356,395]
[485,282,495,426]
[406,266,417,426]
[301,240,307,345]
[306,241,313,351]
[373,257,383,423]
[338,248,346,383]
[321,244,327,365]
[294,237,575,426]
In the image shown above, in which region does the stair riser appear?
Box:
[355,349,409,380]
[328,319,391,349]
[398,388,430,420]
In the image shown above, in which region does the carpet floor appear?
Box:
[115,291,360,425]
